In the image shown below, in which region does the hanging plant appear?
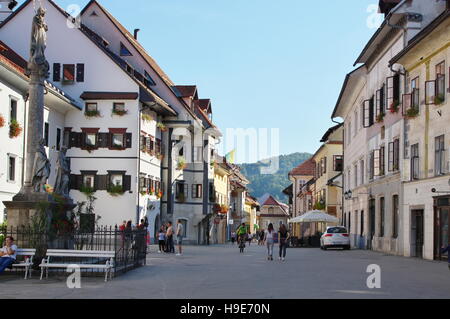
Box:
[9,120,22,138]
[313,201,326,210]
[435,94,445,105]
[156,190,163,199]
[112,109,128,116]
[85,110,101,118]
[157,122,168,132]
[177,157,187,170]
[149,187,155,195]
[390,100,400,113]
[406,108,419,119]
[157,153,164,161]
[0,114,5,128]
[140,190,147,196]
[142,114,154,122]
[108,184,125,196]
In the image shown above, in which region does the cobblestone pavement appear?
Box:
[0,244,449,299]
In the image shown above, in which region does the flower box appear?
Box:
[108,184,125,196]
[9,120,22,138]
[0,114,5,128]
[156,191,163,199]
[112,109,128,116]
[406,108,419,119]
[80,185,95,196]
[435,94,445,105]
[390,100,400,113]
[85,110,101,118]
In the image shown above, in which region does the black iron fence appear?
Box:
[0,225,148,277]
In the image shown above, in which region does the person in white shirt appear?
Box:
[263,224,275,261]
[176,220,184,256]
[0,236,18,273]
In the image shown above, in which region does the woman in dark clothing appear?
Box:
[278,224,290,261]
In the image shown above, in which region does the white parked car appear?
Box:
[320,226,350,250]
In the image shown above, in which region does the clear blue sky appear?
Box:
[53,0,381,158]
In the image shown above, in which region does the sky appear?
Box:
[46,0,382,161]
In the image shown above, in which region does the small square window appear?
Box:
[86,103,97,112]
[8,156,15,182]
[83,175,95,188]
[112,133,124,148]
[110,174,123,186]
[113,103,125,112]
[63,64,75,82]
[85,133,97,146]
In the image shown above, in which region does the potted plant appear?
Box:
[156,190,163,199]
[376,113,385,123]
[9,120,22,138]
[149,187,155,195]
[157,153,164,161]
[108,184,124,197]
[390,100,400,113]
[85,110,101,118]
[112,109,128,116]
[0,114,4,128]
[435,94,445,105]
[140,190,147,196]
[177,156,187,170]
[142,114,153,122]
[406,108,419,119]
[157,122,168,132]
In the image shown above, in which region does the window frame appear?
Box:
[62,64,76,83]
[435,135,445,176]
[7,154,16,183]
[411,143,420,180]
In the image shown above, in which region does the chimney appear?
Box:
[133,28,140,40]
[0,0,17,24]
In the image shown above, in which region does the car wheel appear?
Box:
[344,245,350,250]
[323,246,327,251]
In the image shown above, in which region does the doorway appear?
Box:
[434,200,449,261]
[411,210,424,258]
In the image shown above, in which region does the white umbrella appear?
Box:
[290,210,339,224]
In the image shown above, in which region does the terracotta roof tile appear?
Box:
[173,85,198,98]
[289,158,315,176]
[0,40,27,75]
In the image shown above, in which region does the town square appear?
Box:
[0,0,449,302]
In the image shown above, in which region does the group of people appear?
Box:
[157,220,184,256]
[232,222,291,261]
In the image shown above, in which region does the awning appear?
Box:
[289,210,339,224]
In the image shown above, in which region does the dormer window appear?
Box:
[120,42,132,56]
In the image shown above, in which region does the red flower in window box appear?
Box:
[9,120,22,138]
[150,187,155,195]
[390,100,399,113]
[112,109,128,116]
[0,114,5,128]
[156,191,163,199]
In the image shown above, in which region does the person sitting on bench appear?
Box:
[0,236,17,274]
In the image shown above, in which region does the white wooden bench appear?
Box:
[9,248,36,279]
[39,249,115,282]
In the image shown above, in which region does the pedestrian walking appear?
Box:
[231,231,236,245]
[442,244,449,270]
[166,221,175,253]
[259,230,265,246]
[278,224,290,261]
[176,219,184,256]
[264,224,275,260]
[158,226,166,253]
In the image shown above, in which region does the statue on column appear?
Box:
[27,6,49,78]
[32,138,51,193]
[54,146,70,197]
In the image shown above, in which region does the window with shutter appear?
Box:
[140,135,145,151]
[411,143,419,180]
[363,100,371,128]
[323,157,327,174]
[425,80,436,105]
[53,63,61,82]
[402,93,412,115]
[393,139,400,171]
[388,142,394,172]
[76,63,85,82]
[393,74,400,106]
[380,146,385,176]
[374,149,380,177]
[376,89,382,117]
[369,151,374,180]
[369,96,375,126]
[125,133,132,148]
[123,175,132,191]
[380,84,385,114]
[63,64,75,83]
[387,76,394,109]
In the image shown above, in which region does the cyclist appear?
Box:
[236,223,247,253]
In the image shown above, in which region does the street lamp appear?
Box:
[344,190,353,200]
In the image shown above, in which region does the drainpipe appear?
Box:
[137,105,142,225]
[21,93,29,187]
[331,118,344,225]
